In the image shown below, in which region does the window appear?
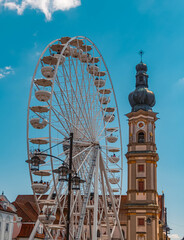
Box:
[138,218,145,226]
[5,216,10,240]
[5,223,9,232]
[138,181,144,192]
[0,214,2,234]
[138,132,145,143]
[138,165,144,172]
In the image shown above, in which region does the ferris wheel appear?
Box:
[26,36,124,240]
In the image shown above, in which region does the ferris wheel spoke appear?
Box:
[64,59,76,124]
[60,65,76,126]
[54,76,73,128]
[76,147,93,174]
[76,154,92,187]
[58,149,70,157]
[53,80,92,140]
[90,95,105,137]
[51,105,70,135]
[51,106,91,141]
[64,59,93,136]
[75,58,100,138]
[29,109,69,139]
[72,144,94,162]
[92,107,104,135]
[53,91,71,130]
[73,157,90,195]
[51,124,69,139]
[78,62,94,130]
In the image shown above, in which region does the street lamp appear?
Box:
[72,175,85,190]
[26,155,45,171]
[53,164,71,181]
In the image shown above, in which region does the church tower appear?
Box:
[126,59,160,240]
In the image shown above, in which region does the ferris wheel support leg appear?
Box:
[29,220,40,240]
[29,180,58,240]
[93,149,99,240]
[100,155,125,240]
[100,163,111,240]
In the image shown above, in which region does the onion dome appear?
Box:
[128,61,155,112]
[136,62,147,73]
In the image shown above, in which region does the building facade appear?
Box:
[0,194,22,240]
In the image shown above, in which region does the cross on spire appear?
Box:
[139,50,144,63]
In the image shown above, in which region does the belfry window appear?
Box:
[138,132,145,143]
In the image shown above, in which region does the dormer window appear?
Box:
[138,132,145,143]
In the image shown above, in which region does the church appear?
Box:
[116,59,169,240]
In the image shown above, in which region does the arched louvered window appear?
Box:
[138,132,145,143]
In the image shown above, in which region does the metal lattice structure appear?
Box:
[27,36,124,240]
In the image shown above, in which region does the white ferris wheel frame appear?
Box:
[27,36,124,240]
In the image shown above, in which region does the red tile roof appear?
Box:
[17,223,45,239]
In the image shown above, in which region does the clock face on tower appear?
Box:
[137,121,145,129]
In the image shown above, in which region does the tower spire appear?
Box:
[139,49,144,63]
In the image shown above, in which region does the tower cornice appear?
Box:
[126,151,159,160]
[126,109,158,121]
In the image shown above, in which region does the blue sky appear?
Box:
[0,0,184,239]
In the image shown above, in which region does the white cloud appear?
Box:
[178,77,184,85]
[0,73,5,79]
[0,66,14,79]
[169,234,180,239]
[5,66,12,70]
[3,0,81,20]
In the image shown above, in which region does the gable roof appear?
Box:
[0,194,16,214]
